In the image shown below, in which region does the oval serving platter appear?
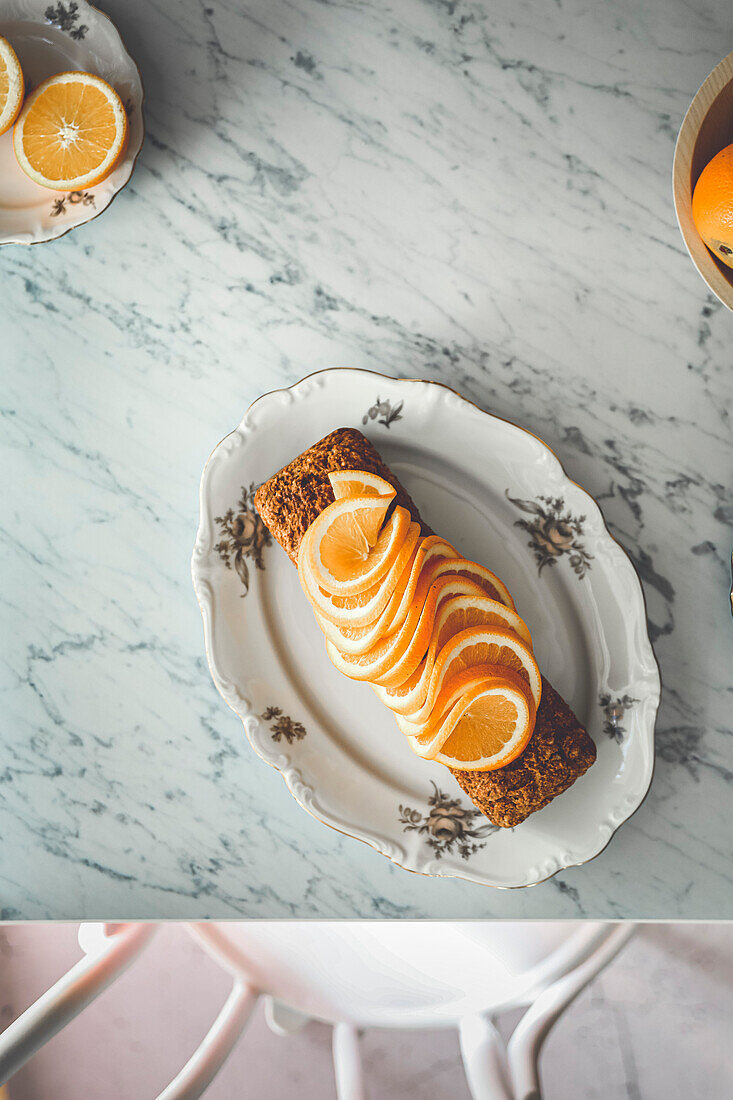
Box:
[0,0,144,246]
[192,369,660,889]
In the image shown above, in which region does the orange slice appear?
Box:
[372,589,529,717]
[377,535,457,635]
[300,521,420,628]
[443,556,516,609]
[325,575,486,685]
[432,679,535,770]
[406,668,535,762]
[422,625,542,711]
[0,36,24,138]
[328,469,396,500]
[374,577,488,689]
[396,599,532,728]
[396,663,531,740]
[14,71,128,191]
[433,594,532,651]
[371,657,431,716]
[305,497,407,595]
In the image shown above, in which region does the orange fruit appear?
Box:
[433,593,532,651]
[328,469,396,500]
[0,36,24,137]
[396,663,531,741]
[443,557,515,609]
[371,659,429,716]
[377,535,457,635]
[371,587,528,717]
[375,576,487,689]
[305,496,407,594]
[395,598,532,728]
[422,625,541,710]
[296,474,537,772]
[691,144,733,270]
[405,668,534,761]
[325,576,485,685]
[432,679,535,770]
[300,520,420,628]
[13,71,128,191]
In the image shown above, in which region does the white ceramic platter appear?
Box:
[192,369,660,889]
[0,0,143,245]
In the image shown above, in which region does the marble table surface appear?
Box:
[2,0,732,920]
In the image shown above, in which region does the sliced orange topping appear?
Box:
[300,521,420,628]
[305,497,409,594]
[295,470,539,772]
[328,470,396,500]
[432,679,535,770]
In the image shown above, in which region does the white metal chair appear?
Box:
[0,921,634,1099]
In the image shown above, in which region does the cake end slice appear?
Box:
[451,677,596,827]
[254,426,424,565]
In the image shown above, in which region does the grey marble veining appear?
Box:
[1,0,732,918]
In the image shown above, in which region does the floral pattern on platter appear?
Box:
[45,1,88,38]
[506,492,593,578]
[50,191,96,217]
[362,396,404,429]
[214,483,272,595]
[261,706,306,744]
[398,781,498,860]
[599,693,638,743]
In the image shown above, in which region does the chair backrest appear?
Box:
[192,921,612,1028]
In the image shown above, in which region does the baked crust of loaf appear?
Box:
[452,678,595,826]
[255,428,596,827]
[254,427,424,565]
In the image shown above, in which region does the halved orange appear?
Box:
[328,469,396,500]
[305,497,408,595]
[14,71,128,190]
[432,679,535,770]
[299,520,420,628]
[0,36,24,138]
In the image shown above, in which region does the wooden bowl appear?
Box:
[673,51,733,308]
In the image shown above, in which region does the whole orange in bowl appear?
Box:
[691,143,733,268]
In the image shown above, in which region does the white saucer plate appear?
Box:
[192,369,660,889]
[0,0,143,245]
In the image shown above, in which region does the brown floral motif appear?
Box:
[506,492,593,578]
[45,1,88,39]
[50,191,96,217]
[362,396,403,429]
[261,706,306,744]
[398,781,497,860]
[214,483,271,596]
[599,693,638,743]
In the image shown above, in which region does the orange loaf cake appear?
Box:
[255,428,596,827]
